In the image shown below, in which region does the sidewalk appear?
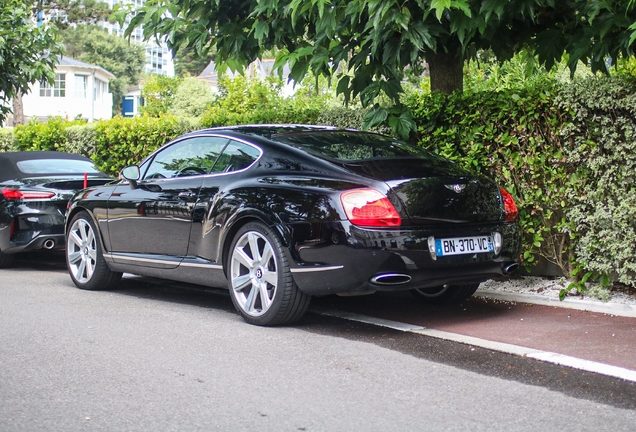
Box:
[313,287,636,382]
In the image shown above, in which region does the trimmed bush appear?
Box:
[66,122,98,157]
[405,81,574,276]
[13,117,86,152]
[92,115,198,176]
[558,77,636,287]
[0,128,17,152]
[317,105,391,134]
[405,75,636,287]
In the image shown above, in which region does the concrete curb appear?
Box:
[474,289,636,318]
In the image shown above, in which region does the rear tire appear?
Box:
[0,249,14,269]
[66,211,122,290]
[228,222,311,326]
[411,283,480,305]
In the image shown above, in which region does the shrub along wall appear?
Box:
[404,75,636,288]
[557,77,636,288]
[0,128,17,152]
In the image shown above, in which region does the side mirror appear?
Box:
[120,165,140,189]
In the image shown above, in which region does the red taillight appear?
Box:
[500,187,518,221]
[340,188,402,227]
[1,187,55,201]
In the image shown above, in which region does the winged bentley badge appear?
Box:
[445,184,466,193]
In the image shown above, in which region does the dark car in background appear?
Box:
[64,125,521,326]
[0,151,112,268]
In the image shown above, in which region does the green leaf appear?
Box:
[431,0,451,21]
[364,106,388,129]
[600,274,611,287]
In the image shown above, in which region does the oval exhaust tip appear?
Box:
[503,263,519,274]
[370,273,412,285]
[43,239,55,250]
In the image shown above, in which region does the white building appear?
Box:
[20,56,115,122]
[102,0,175,77]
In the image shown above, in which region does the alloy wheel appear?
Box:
[67,218,97,283]
[230,230,279,317]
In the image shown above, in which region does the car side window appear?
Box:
[144,137,229,180]
[211,140,261,173]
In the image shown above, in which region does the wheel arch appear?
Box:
[65,205,110,255]
[219,210,295,277]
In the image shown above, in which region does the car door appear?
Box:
[188,139,263,264]
[106,136,230,267]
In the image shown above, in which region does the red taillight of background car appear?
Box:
[1,187,55,201]
[500,187,519,221]
[340,188,402,227]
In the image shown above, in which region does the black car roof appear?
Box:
[189,124,343,140]
[0,151,95,182]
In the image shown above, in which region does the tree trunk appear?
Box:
[427,46,464,94]
[12,92,25,126]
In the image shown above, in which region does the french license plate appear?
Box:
[435,235,494,257]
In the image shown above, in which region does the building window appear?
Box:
[93,79,108,102]
[40,73,66,97]
[75,75,87,98]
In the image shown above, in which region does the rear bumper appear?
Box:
[288,220,521,296]
[0,232,65,254]
[0,205,66,254]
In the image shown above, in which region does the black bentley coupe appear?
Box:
[0,151,112,268]
[65,125,521,326]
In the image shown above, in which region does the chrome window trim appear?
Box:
[138,133,263,183]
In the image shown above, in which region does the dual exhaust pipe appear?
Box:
[370,262,519,286]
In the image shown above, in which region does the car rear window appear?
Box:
[272,131,436,161]
[16,159,102,174]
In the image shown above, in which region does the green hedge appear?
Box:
[92,115,200,175]
[558,77,636,287]
[14,117,87,152]
[404,75,636,287]
[4,115,201,176]
[0,128,17,152]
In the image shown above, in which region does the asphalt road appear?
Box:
[1,252,635,431]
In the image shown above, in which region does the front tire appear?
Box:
[228,222,310,326]
[66,211,122,290]
[410,283,480,305]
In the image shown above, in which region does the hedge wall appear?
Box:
[404,75,636,287]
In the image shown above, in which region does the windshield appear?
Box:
[272,131,437,161]
[16,159,102,175]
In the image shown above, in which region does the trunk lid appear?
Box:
[343,158,503,224]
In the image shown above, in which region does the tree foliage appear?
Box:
[119,0,636,135]
[140,74,183,117]
[173,45,215,77]
[170,77,214,117]
[0,0,64,123]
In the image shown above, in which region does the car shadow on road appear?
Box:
[312,289,511,327]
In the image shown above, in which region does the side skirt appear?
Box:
[104,253,228,290]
